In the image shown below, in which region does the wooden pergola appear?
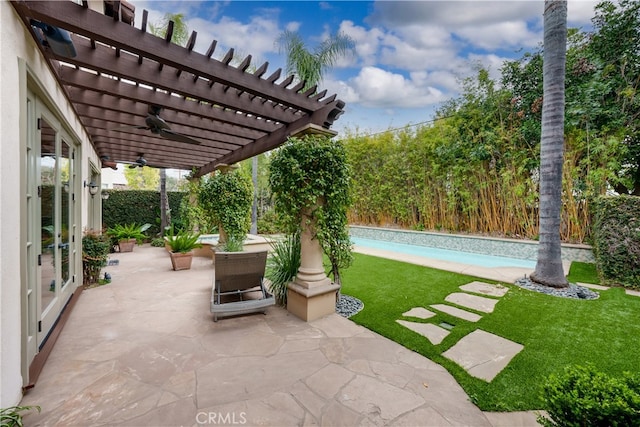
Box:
[11,0,345,177]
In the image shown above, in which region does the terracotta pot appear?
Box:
[118,238,136,253]
[170,251,193,271]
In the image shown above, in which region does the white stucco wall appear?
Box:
[0,2,99,406]
[1,0,25,408]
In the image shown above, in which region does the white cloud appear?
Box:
[456,20,542,50]
[339,20,385,67]
[347,66,447,108]
[367,1,542,28]
[187,15,280,60]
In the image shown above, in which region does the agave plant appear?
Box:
[266,232,301,306]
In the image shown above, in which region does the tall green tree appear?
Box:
[149,13,189,233]
[276,30,355,91]
[531,0,569,288]
[123,166,160,190]
[589,0,640,194]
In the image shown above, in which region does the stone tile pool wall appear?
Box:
[350,226,595,263]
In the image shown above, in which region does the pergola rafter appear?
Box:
[11,0,344,177]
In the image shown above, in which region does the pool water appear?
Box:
[351,237,536,269]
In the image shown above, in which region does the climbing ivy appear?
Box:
[179,177,214,234]
[269,135,353,285]
[199,169,252,242]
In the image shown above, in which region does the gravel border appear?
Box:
[336,294,364,317]
[514,277,600,300]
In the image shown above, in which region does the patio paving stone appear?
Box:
[396,319,450,344]
[443,329,524,382]
[390,406,455,426]
[338,374,426,422]
[430,303,483,322]
[305,363,354,399]
[445,292,500,313]
[19,245,537,426]
[460,281,509,297]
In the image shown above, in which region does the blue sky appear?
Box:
[134,0,601,136]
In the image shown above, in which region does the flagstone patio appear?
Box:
[20,245,542,426]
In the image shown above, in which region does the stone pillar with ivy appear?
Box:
[269,135,352,321]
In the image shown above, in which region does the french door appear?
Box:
[26,94,78,363]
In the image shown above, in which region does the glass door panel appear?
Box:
[60,141,71,290]
[40,119,57,319]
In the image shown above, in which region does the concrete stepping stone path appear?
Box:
[460,281,509,297]
[402,307,436,319]
[577,282,609,291]
[430,304,482,322]
[445,292,499,313]
[443,330,524,382]
[625,289,640,297]
[396,320,449,345]
[397,282,522,383]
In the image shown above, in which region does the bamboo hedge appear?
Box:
[342,119,603,244]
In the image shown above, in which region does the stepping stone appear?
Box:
[460,281,509,297]
[402,307,436,319]
[443,329,524,382]
[577,282,609,291]
[626,289,640,297]
[396,320,449,345]
[430,304,482,322]
[445,293,499,313]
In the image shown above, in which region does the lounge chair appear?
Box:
[210,251,274,322]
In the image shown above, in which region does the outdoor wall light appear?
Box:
[84,180,99,197]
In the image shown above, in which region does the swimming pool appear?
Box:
[351,237,537,269]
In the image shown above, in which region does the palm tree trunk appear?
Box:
[531,0,569,288]
[160,168,170,234]
[251,156,258,235]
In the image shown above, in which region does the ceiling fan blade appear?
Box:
[159,129,202,145]
[110,124,149,132]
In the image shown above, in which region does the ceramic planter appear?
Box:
[170,251,193,271]
[118,238,136,253]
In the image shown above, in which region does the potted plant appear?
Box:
[82,229,111,286]
[165,226,202,270]
[107,223,151,252]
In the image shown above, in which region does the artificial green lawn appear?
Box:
[340,253,640,411]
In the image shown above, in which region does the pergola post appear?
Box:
[287,206,339,321]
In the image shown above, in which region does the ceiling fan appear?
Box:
[100,156,118,170]
[123,154,148,169]
[111,105,202,145]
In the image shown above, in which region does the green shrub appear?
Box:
[102,190,186,237]
[82,229,111,286]
[266,233,301,305]
[257,208,285,234]
[199,170,252,243]
[150,237,166,247]
[591,195,640,289]
[539,364,640,427]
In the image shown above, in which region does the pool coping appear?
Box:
[350,225,594,264]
